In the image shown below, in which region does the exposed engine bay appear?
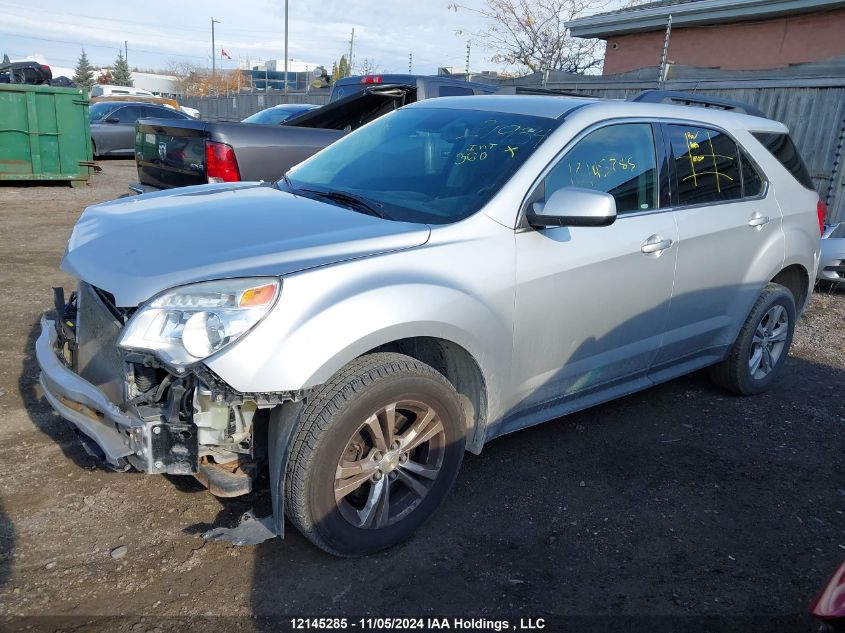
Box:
[52,282,296,497]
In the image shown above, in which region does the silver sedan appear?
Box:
[818,223,845,284]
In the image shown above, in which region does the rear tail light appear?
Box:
[205,141,240,183]
[810,560,845,621]
[360,75,383,84]
[818,199,828,236]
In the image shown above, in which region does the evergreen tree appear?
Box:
[111,51,133,87]
[72,49,95,91]
[338,55,349,78]
[2,53,10,64]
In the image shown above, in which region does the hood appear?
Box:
[62,182,430,306]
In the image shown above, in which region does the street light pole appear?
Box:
[211,17,220,78]
[283,0,289,99]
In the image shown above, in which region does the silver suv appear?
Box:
[38,92,822,556]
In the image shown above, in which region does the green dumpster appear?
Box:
[0,83,95,186]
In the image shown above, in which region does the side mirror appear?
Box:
[528,187,617,228]
[104,116,120,124]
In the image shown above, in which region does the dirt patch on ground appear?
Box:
[0,161,842,628]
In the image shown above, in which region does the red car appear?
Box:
[812,560,845,632]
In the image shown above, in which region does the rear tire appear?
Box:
[285,352,466,556]
[709,283,796,395]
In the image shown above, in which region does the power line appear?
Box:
[0,30,207,60]
[0,1,299,39]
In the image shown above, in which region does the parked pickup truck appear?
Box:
[130,75,498,193]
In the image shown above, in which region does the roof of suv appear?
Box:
[0,61,48,70]
[410,94,786,132]
[92,101,174,109]
[407,95,597,119]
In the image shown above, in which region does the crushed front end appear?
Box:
[37,282,288,496]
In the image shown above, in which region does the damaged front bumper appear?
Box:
[36,316,197,474]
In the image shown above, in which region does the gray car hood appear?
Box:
[62,182,431,306]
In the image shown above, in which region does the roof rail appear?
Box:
[630,90,767,119]
[496,86,594,98]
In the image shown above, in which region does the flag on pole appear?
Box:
[221,49,232,60]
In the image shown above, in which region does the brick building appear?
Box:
[567,0,845,75]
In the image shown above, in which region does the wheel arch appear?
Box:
[365,336,489,454]
[301,326,491,455]
[770,263,810,312]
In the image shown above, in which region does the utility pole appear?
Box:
[658,14,673,88]
[211,17,220,78]
[124,40,128,67]
[348,28,355,77]
[408,52,412,73]
[465,40,471,79]
[283,0,289,98]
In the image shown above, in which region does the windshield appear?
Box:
[89,102,119,121]
[285,107,560,224]
[242,106,314,125]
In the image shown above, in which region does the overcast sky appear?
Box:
[0,0,615,76]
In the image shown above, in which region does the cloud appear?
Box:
[0,0,498,72]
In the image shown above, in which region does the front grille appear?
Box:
[76,282,127,404]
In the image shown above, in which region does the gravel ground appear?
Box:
[0,161,843,631]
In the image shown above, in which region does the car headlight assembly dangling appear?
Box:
[119,278,280,367]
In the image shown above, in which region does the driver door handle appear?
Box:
[748,213,770,228]
[641,235,673,255]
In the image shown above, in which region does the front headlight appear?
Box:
[119,278,280,367]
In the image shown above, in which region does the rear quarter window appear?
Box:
[751,132,814,190]
[740,151,764,198]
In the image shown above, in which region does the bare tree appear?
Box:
[165,59,203,96]
[355,58,385,75]
[448,0,610,74]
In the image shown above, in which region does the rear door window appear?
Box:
[751,132,814,190]
[667,124,742,206]
[438,85,474,97]
[545,123,658,214]
[113,106,143,124]
[147,107,182,119]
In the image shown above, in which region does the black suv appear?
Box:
[0,61,53,85]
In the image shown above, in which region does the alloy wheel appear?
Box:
[749,304,789,379]
[334,400,446,529]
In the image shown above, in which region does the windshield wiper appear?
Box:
[300,188,390,219]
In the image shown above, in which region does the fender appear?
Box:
[205,228,516,422]
[780,225,821,304]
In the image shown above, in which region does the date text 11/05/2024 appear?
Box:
[289,617,547,630]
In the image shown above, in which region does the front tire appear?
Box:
[709,283,796,395]
[285,353,466,556]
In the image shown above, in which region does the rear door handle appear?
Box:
[748,213,770,228]
[641,235,673,255]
